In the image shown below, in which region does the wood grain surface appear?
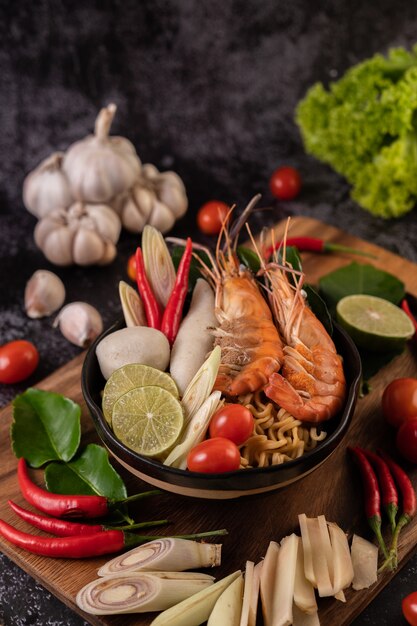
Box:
[1,217,417,626]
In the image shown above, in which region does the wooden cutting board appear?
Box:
[1,216,417,626]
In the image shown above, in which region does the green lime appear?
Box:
[336,294,414,352]
[102,364,179,426]
[112,386,184,457]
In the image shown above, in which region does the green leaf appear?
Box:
[171,246,210,293]
[236,246,261,273]
[44,443,127,501]
[319,262,405,314]
[304,284,333,336]
[11,389,81,467]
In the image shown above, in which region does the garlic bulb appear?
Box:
[23,152,73,218]
[53,302,103,347]
[114,163,188,235]
[25,270,66,318]
[34,202,121,266]
[63,103,141,203]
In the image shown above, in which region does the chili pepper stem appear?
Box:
[122,528,228,549]
[323,242,377,258]
[111,519,169,531]
[387,503,399,535]
[109,489,162,510]
[368,515,390,561]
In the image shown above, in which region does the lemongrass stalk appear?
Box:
[76,571,215,615]
[119,280,147,327]
[150,571,242,626]
[293,536,317,615]
[98,537,222,577]
[271,533,299,626]
[248,562,262,626]
[164,392,222,469]
[208,574,243,625]
[142,225,176,308]
[181,346,221,424]
[259,541,279,626]
[239,561,254,626]
[327,522,354,596]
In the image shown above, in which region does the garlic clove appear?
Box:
[53,302,103,348]
[158,178,188,219]
[23,152,73,219]
[35,222,75,266]
[147,200,176,234]
[122,187,155,233]
[119,280,147,327]
[86,204,122,243]
[25,270,66,319]
[141,163,160,180]
[73,228,106,266]
[98,241,117,265]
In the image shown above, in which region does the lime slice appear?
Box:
[112,386,184,457]
[102,364,179,425]
[336,294,414,352]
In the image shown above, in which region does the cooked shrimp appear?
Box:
[260,232,346,422]
[198,196,284,396]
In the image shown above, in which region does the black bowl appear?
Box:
[82,320,361,499]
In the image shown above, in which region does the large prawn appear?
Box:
[197,196,284,396]
[258,227,346,423]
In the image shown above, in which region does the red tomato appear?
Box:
[127,254,137,282]
[396,419,417,464]
[382,378,417,429]
[187,437,241,473]
[196,201,229,236]
[269,166,301,201]
[403,591,417,625]
[0,340,39,384]
[209,404,254,445]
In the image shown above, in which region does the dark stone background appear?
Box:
[1,1,417,624]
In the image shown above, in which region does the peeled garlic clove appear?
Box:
[147,200,176,234]
[119,281,147,327]
[25,270,66,319]
[54,302,103,348]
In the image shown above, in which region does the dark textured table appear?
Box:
[1,2,417,624]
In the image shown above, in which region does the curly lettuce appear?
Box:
[296,45,417,218]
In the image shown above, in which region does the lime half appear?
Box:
[112,386,184,457]
[102,364,179,426]
[336,294,414,352]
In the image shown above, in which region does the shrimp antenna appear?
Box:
[245,223,266,271]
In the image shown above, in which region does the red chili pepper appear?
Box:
[8,501,168,537]
[378,450,416,569]
[401,299,417,345]
[0,520,228,559]
[348,447,389,559]
[160,237,193,346]
[266,237,376,259]
[360,449,398,534]
[17,458,161,519]
[135,247,162,329]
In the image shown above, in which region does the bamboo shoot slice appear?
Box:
[260,541,280,626]
[294,536,317,615]
[249,562,262,626]
[334,590,346,602]
[292,603,321,626]
[240,561,254,626]
[317,515,334,584]
[351,534,378,590]
[298,514,316,586]
[208,574,243,625]
[150,570,241,626]
[76,571,215,615]
[327,522,354,596]
[271,533,298,626]
[98,538,221,576]
[306,517,333,597]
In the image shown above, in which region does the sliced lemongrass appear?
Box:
[327,521,354,596]
[271,533,299,626]
[150,570,242,626]
[181,346,221,424]
[260,541,279,626]
[293,536,317,615]
[164,392,222,469]
[351,534,378,590]
[142,225,176,308]
[292,603,321,626]
[208,573,243,625]
[98,537,222,577]
[76,571,215,615]
[119,280,147,327]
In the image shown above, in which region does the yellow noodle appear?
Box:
[239,391,328,468]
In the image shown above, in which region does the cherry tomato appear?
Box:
[187,437,240,473]
[127,253,137,282]
[403,591,417,625]
[196,201,229,236]
[0,340,39,384]
[269,166,301,201]
[382,378,417,429]
[396,419,417,464]
[209,404,254,445]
